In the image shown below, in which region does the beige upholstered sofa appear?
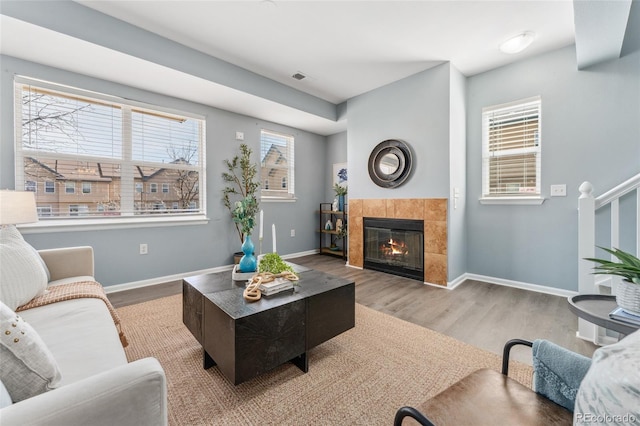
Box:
[0,243,167,426]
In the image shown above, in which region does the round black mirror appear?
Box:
[368,139,413,188]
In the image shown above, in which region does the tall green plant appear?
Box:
[585,247,640,284]
[222,144,260,244]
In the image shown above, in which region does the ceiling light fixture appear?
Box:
[499,32,536,54]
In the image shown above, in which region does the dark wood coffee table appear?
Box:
[182,264,355,385]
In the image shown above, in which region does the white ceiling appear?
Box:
[76,0,576,104]
[0,1,584,135]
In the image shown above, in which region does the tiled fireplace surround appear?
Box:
[347,198,448,286]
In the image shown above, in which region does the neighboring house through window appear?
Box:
[15,77,206,221]
[481,96,542,203]
[37,206,52,217]
[260,129,295,200]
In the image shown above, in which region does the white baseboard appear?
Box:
[104,249,320,294]
[106,252,579,300]
[449,273,578,298]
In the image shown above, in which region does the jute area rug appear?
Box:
[117,294,533,425]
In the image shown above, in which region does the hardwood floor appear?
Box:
[108,254,598,364]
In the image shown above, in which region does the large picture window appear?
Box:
[260,129,295,200]
[481,96,541,201]
[15,77,206,222]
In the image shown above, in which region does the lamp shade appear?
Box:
[0,190,38,225]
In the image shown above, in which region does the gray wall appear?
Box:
[347,63,452,200]
[1,55,325,286]
[448,66,467,281]
[466,45,640,291]
[325,131,348,204]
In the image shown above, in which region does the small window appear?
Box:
[65,182,75,194]
[162,183,169,193]
[25,181,36,192]
[260,130,294,200]
[482,96,541,201]
[135,182,143,193]
[69,204,88,216]
[150,183,158,193]
[82,182,91,194]
[45,181,55,193]
[37,206,52,217]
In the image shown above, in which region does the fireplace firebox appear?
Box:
[363,217,424,281]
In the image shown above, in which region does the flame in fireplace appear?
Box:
[381,238,409,257]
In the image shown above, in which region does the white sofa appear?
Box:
[0,246,168,426]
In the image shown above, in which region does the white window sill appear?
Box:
[18,214,210,234]
[479,197,546,205]
[260,196,297,203]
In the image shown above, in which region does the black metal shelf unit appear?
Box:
[318,203,347,260]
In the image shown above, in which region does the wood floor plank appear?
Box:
[108,254,598,364]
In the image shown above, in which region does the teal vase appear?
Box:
[338,195,345,212]
[239,235,257,273]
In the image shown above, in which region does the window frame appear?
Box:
[44,181,55,193]
[65,182,76,194]
[480,96,544,205]
[82,182,91,194]
[260,129,295,202]
[14,76,209,232]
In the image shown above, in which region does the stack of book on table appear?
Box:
[259,278,294,296]
[609,307,640,327]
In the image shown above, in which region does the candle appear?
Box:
[272,223,277,253]
[259,210,264,239]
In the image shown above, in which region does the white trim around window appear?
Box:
[480,96,544,205]
[260,129,295,201]
[14,76,208,229]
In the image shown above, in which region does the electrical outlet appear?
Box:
[550,184,567,197]
[290,229,295,237]
[235,131,244,141]
[139,243,148,255]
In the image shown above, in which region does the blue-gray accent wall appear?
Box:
[466,45,639,291]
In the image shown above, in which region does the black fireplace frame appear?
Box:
[363,217,424,281]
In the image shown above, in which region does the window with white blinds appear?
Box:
[482,96,541,199]
[260,129,295,200]
[14,77,206,221]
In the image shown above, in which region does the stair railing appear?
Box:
[577,173,640,344]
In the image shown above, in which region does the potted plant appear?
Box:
[232,196,260,272]
[586,247,640,315]
[222,144,260,265]
[333,183,347,212]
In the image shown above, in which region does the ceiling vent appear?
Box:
[291,72,306,81]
